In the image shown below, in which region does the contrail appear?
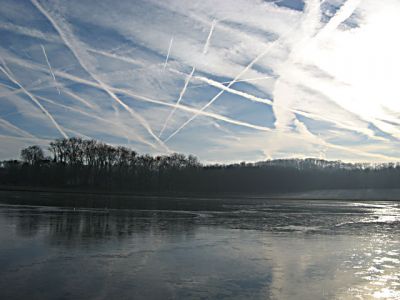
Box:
[31,0,169,152]
[172,68,384,139]
[1,22,396,162]
[0,22,60,43]
[189,76,273,88]
[4,52,383,142]
[88,48,145,67]
[1,76,97,113]
[64,128,93,140]
[0,77,96,111]
[163,33,287,143]
[0,118,36,139]
[5,54,380,141]
[203,19,217,55]
[36,94,157,149]
[41,44,61,94]
[98,79,170,151]
[267,0,356,159]
[164,51,276,143]
[2,56,271,133]
[73,47,273,94]
[302,0,321,38]
[320,136,398,162]
[164,1,321,143]
[5,55,398,161]
[0,134,52,143]
[269,0,320,148]
[159,19,217,138]
[270,0,386,163]
[158,66,195,138]
[39,38,274,91]
[317,0,362,38]
[163,37,174,70]
[0,64,68,138]
[62,88,95,109]
[185,72,274,106]
[0,78,44,99]
[0,22,150,70]
[52,68,272,133]
[163,0,342,143]
[32,84,141,147]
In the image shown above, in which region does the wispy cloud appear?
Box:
[163,20,299,143]
[0,117,36,139]
[1,0,400,162]
[2,53,274,134]
[30,0,170,152]
[0,61,68,138]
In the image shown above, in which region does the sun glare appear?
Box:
[299,2,400,138]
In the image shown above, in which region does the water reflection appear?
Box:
[6,208,198,247]
[0,200,399,299]
[343,235,400,299]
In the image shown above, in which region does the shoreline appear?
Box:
[1,186,400,210]
[1,184,400,199]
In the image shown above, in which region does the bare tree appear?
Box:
[20,145,44,165]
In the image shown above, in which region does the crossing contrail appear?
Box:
[62,88,95,109]
[41,44,61,94]
[5,53,379,141]
[36,94,157,149]
[0,78,45,99]
[163,33,286,143]
[159,19,217,138]
[169,70,375,142]
[31,0,170,153]
[5,53,395,161]
[36,92,271,139]
[162,7,328,144]
[158,66,195,138]
[163,37,174,70]
[0,63,68,138]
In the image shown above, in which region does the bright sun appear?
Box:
[298,1,400,138]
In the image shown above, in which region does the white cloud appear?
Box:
[1,0,400,162]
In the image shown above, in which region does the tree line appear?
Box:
[1,137,400,194]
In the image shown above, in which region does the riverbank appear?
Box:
[1,186,400,211]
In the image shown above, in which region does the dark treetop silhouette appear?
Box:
[1,137,400,194]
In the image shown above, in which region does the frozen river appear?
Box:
[0,197,399,299]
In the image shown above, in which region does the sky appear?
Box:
[1,0,400,163]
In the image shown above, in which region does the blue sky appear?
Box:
[1,0,400,163]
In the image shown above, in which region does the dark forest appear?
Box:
[1,137,400,195]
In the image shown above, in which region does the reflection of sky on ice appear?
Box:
[0,199,399,299]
